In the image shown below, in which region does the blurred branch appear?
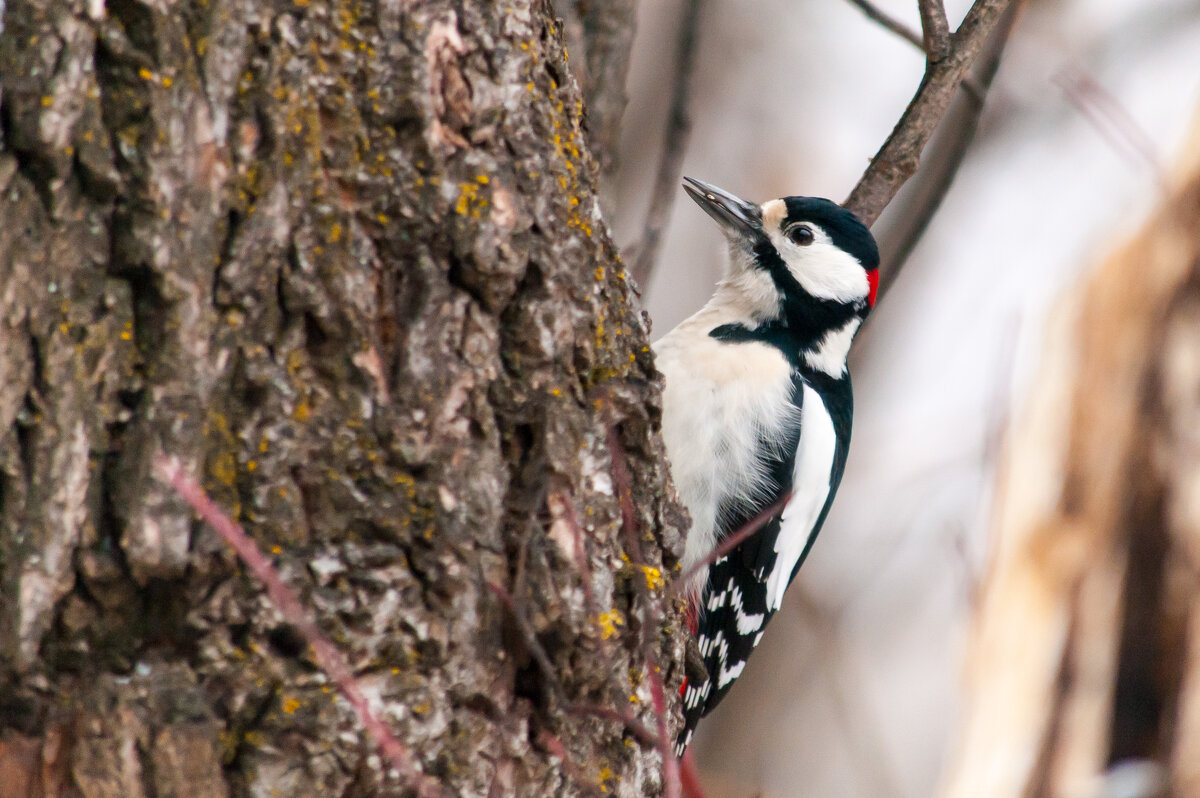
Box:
[1055,65,1166,186]
[631,0,705,289]
[843,0,925,51]
[872,0,1020,303]
[918,0,951,60]
[555,0,639,174]
[844,0,1019,227]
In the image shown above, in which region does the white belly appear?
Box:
[654,319,800,598]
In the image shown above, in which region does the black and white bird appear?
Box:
[656,178,879,755]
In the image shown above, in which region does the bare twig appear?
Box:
[536,730,607,798]
[844,0,1018,227]
[630,0,705,288]
[558,0,638,173]
[1055,66,1166,186]
[870,0,1020,303]
[842,0,987,98]
[569,703,659,746]
[154,456,442,798]
[488,582,569,704]
[918,0,951,60]
[679,749,712,798]
[605,421,683,798]
[843,0,925,51]
[648,657,681,798]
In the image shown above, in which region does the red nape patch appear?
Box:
[867,268,879,308]
[685,601,698,635]
[679,677,688,697]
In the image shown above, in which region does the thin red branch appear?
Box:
[607,425,644,563]
[154,456,442,797]
[553,490,598,611]
[670,492,792,595]
[647,657,681,798]
[569,703,659,747]
[536,730,607,798]
[679,749,711,798]
[605,421,683,798]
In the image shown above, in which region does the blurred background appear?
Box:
[604,1,1200,796]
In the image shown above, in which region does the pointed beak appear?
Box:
[682,177,762,239]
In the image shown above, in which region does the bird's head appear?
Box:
[682,177,879,320]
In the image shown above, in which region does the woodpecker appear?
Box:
[656,178,879,755]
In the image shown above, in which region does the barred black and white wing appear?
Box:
[675,372,852,756]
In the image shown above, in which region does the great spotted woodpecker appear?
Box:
[655,178,879,755]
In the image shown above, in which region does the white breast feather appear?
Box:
[654,298,801,600]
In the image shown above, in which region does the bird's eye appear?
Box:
[787,225,815,246]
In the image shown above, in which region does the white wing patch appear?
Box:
[704,574,766,635]
[730,584,765,635]
[765,384,837,611]
[717,657,746,688]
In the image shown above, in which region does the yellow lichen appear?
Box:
[596,609,624,640]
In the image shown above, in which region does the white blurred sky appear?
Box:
[609,1,1200,796]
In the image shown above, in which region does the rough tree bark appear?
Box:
[0,1,685,796]
[940,112,1200,798]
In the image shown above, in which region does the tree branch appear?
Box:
[631,0,706,289]
[871,0,1020,303]
[556,0,639,174]
[843,0,925,51]
[844,0,1018,227]
[919,0,952,60]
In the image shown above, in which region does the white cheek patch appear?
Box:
[766,224,870,304]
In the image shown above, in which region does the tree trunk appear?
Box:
[0,1,684,796]
[940,111,1200,798]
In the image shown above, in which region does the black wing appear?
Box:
[676,370,853,755]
